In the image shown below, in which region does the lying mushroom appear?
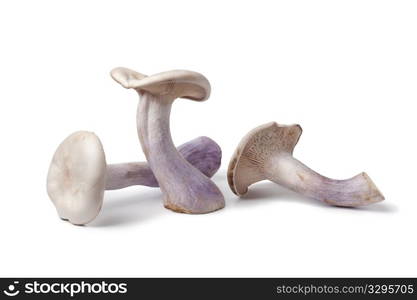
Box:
[111,68,225,214]
[47,131,222,225]
[228,122,384,207]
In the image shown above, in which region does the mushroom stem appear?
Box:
[137,92,225,213]
[264,153,384,207]
[106,162,156,190]
[105,136,221,190]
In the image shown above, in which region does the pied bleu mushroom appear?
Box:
[111,67,225,214]
[47,131,222,225]
[228,122,384,207]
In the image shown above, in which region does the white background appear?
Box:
[0,0,416,277]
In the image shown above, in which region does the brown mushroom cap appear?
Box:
[110,67,211,101]
[227,122,302,196]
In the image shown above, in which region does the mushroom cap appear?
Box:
[110,67,211,101]
[47,131,107,225]
[227,122,302,196]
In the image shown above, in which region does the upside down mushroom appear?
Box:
[111,68,225,214]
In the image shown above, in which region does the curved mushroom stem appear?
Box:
[105,136,222,190]
[264,153,384,207]
[136,92,225,213]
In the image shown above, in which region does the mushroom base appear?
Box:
[163,200,224,214]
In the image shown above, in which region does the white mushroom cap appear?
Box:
[47,131,107,225]
[110,67,211,101]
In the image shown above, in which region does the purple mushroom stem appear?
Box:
[264,153,383,207]
[105,136,221,190]
[111,68,225,214]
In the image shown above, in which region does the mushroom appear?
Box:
[111,67,225,214]
[47,131,222,225]
[228,122,384,207]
